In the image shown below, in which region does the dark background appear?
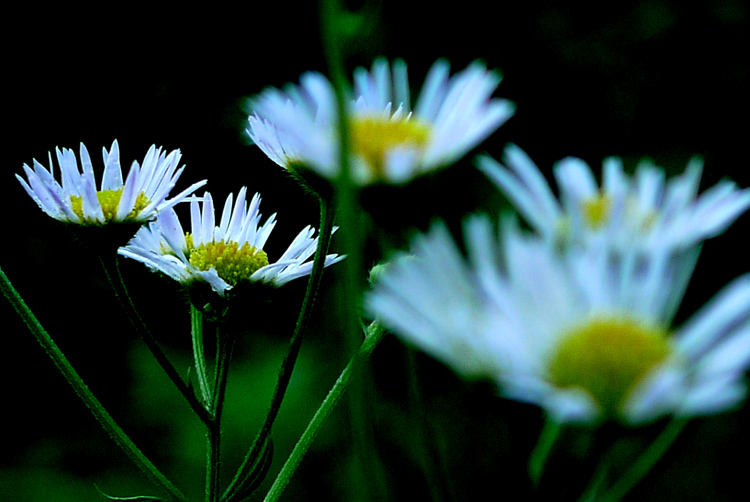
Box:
[2,1,749,501]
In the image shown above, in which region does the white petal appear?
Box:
[101,140,123,190]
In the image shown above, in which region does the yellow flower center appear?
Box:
[185,234,270,287]
[548,316,672,417]
[70,189,151,224]
[581,194,612,229]
[580,195,660,234]
[350,115,431,179]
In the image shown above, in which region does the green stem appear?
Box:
[207,322,236,502]
[206,425,220,502]
[263,323,386,502]
[405,347,451,502]
[321,0,352,188]
[0,264,187,502]
[321,1,387,499]
[222,198,336,502]
[601,418,688,502]
[101,253,213,425]
[192,305,212,406]
[528,415,562,488]
[576,455,610,502]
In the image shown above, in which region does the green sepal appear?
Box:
[286,161,334,202]
[184,273,278,325]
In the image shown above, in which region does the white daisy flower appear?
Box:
[119,187,344,297]
[366,217,750,425]
[16,140,207,225]
[476,144,750,251]
[248,58,515,186]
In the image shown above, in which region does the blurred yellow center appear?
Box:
[350,116,431,178]
[625,199,658,233]
[185,234,269,286]
[70,189,150,224]
[581,194,611,229]
[580,195,660,234]
[548,316,671,417]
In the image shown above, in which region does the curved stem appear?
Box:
[227,0,357,497]
[100,253,213,425]
[222,198,336,501]
[0,265,187,502]
[601,418,688,502]
[263,323,386,502]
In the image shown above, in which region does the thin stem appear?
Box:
[101,253,213,425]
[263,323,386,502]
[206,322,236,502]
[601,418,688,502]
[222,198,336,502]
[0,265,187,502]
[206,425,220,502]
[576,455,610,502]
[321,1,386,499]
[528,416,562,488]
[321,0,352,187]
[405,347,452,502]
[192,304,213,406]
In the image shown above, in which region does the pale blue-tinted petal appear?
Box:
[116,161,140,221]
[79,142,98,196]
[677,274,750,360]
[81,173,105,223]
[414,59,449,121]
[101,140,123,190]
[392,59,410,111]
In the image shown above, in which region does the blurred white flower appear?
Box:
[119,187,344,297]
[17,140,206,225]
[366,217,750,425]
[477,144,750,251]
[248,58,515,186]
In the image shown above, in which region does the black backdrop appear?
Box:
[3,1,749,501]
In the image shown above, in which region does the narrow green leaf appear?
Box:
[94,485,167,501]
[225,437,275,502]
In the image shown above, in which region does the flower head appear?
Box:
[477,144,750,252]
[16,140,207,226]
[248,58,515,186]
[119,187,343,297]
[366,218,750,425]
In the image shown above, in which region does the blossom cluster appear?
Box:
[16,141,342,297]
[367,144,750,425]
[16,55,750,430]
[240,56,750,426]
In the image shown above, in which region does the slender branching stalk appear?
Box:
[206,320,237,502]
[222,197,337,501]
[529,416,563,488]
[600,418,688,502]
[320,0,387,498]
[0,265,187,502]
[263,323,386,502]
[100,252,213,425]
